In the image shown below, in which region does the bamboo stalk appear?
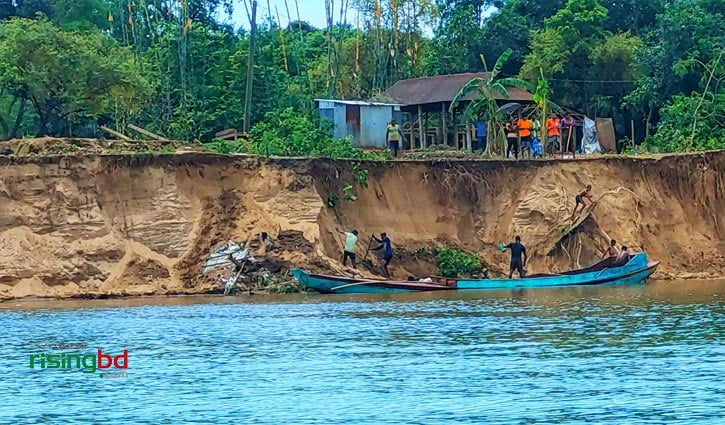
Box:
[275,5,289,72]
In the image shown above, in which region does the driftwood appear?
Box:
[128,124,166,141]
[100,126,133,142]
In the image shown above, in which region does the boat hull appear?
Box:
[292,253,659,294]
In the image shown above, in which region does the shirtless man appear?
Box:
[614,246,630,266]
[571,184,593,219]
[602,239,619,260]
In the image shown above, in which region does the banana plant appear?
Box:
[450,48,534,155]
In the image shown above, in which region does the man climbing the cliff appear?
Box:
[338,229,359,269]
[571,184,594,220]
[372,233,393,279]
[502,236,527,279]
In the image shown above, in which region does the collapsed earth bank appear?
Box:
[0,150,723,299]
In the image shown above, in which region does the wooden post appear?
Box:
[424,111,428,148]
[517,111,521,159]
[631,120,635,152]
[418,105,424,150]
[243,1,257,133]
[466,122,472,152]
[451,107,457,149]
[408,113,413,151]
[441,102,448,146]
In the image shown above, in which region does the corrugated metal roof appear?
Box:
[386,72,534,106]
[314,99,401,107]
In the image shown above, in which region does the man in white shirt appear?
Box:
[339,229,359,268]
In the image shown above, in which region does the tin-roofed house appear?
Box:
[315,99,402,149]
[386,72,534,151]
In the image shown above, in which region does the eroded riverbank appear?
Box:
[1,150,723,299]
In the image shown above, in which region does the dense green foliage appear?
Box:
[248,108,387,159]
[203,108,388,159]
[434,247,482,278]
[645,94,725,152]
[0,0,722,152]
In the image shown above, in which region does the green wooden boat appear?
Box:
[291,253,659,294]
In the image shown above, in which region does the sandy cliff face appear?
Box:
[0,151,723,299]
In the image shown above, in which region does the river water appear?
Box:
[2,280,724,424]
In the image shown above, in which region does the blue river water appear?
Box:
[1,279,724,424]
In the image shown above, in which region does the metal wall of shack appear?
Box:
[316,100,401,148]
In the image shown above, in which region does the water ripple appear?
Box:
[1,280,724,424]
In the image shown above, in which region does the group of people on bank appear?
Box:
[502,114,576,159]
[385,114,577,159]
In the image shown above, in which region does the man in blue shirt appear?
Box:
[372,233,393,279]
[474,121,487,151]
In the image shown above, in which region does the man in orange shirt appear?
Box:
[545,115,561,157]
[517,116,533,158]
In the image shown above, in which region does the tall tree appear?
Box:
[0,17,148,136]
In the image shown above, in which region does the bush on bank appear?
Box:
[434,247,482,278]
[204,108,389,160]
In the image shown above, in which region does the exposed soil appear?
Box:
[0,144,723,299]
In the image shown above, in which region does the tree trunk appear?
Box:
[0,114,7,140]
[645,105,652,139]
[9,97,26,139]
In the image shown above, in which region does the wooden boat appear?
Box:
[291,253,659,294]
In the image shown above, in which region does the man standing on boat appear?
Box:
[372,233,393,279]
[339,229,359,269]
[503,236,527,279]
[602,239,619,260]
